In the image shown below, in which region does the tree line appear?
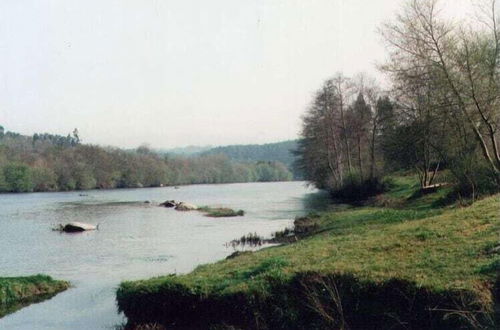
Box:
[296,0,500,200]
[0,126,292,193]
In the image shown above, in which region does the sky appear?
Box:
[0,0,473,149]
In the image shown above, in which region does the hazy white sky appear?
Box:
[0,0,473,148]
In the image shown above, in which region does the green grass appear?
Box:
[0,275,70,318]
[117,175,500,329]
[198,206,245,217]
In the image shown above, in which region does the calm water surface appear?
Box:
[0,181,328,329]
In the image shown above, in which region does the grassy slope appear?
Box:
[0,275,70,318]
[118,176,500,329]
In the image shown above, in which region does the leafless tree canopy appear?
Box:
[297,0,500,198]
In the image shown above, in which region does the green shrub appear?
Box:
[330,174,389,201]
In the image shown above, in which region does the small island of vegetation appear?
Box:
[0,275,70,318]
[198,206,245,218]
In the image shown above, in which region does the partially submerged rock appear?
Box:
[269,215,320,243]
[159,200,176,208]
[174,202,198,211]
[60,222,98,233]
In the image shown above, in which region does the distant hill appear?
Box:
[157,145,213,156]
[201,140,301,178]
[155,140,301,178]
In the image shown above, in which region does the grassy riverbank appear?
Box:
[117,176,499,329]
[0,275,70,318]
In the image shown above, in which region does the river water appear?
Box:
[0,181,327,329]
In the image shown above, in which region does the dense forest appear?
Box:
[0,126,292,193]
[296,0,500,200]
[201,140,301,178]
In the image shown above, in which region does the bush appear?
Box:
[449,158,500,199]
[330,173,389,201]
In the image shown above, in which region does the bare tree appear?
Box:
[332,74,356,174]
[380,0,500,180]
[297,73,385,193]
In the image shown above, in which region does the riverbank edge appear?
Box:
[0,179,299,195]
[116,177,499,329]
[0,275,70,318]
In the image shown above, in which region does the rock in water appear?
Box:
[62,222,98,232]
[175,202,198,211]
[159,200,176,208]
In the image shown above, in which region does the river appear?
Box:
[0,181,328,329]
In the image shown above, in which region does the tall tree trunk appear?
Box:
[339,101,352,173]
[369,119,377,180]
[357,134,363,180]
[429,161,440,186]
